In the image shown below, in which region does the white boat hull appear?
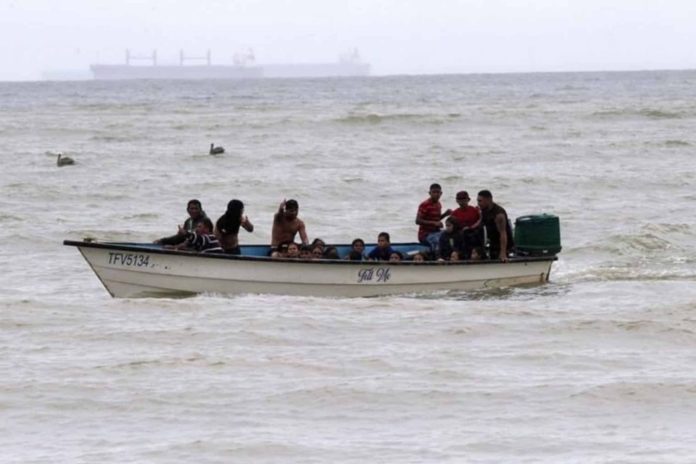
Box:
[66,241,556,298]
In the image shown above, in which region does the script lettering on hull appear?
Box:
[357,267,391,283]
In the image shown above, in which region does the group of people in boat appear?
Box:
[154,184,513,262]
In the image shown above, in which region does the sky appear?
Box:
[1,0,695,80]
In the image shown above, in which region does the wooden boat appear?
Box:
[63,240,557,298]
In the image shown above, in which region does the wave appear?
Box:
[664,140,691,147]
[333,112,453,125]
[591,108,685,120]
[639,109,683,119]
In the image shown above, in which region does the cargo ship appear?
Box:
[90,49,370,80]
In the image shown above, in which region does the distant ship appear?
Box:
[90,49,370,80]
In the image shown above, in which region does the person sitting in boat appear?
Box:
[299,245,313,260]
[416,183,452,252]
[155,199,208,246]
[450,190,482,257]
[438,217,465,261]
[311,245,324,259]
[166,218,222,253]
[389,251,403,262]
[477,190,514,262]
[271,241,290,259]
[215,199,254,255]
[311,238,326,251]
[271,199,308,250]
[412,251,427,262]
[345,238,366,260]
[286,242,301,259]
[323,246,340,260]
[367,232,397,261]
[470,247,484,261]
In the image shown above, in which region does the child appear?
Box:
[347,238,367,260]
[368,232,397,261]
[286,242,300,259]
[438,217,464,261]
[168,218,222,253]
[412,252,426,262]
[271,241,290,259]
[389,251,403,262]
[299,244,313,260]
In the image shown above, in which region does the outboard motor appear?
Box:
[514,214,562,256]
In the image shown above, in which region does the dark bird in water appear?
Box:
[209,143,225,155]
[56,153,75,167]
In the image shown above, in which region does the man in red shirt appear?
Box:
[416,183,452,250]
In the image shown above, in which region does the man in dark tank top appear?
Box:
[477,190,514,262]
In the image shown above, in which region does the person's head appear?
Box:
[187,199,203,219]
[284,199,299,220]
[412,252,425,262]
[445,217,458,233]
[456,190,471,206]
[477,190,493,210]
[287,242,300,257]
[351,238,365,252]
[389,251,402,262]
[377,232,391,249]
[471,247,483,260]
[348,250,363,261]
[195,217,214,235]
[226,199,245,218]
[311,238,325,250]
[450,250,460,261]
[217,199,244,235]
[311,246,324,259]
[428,183,442,202]
[323,246,340,260]
[277,241,290,257]
[299,245,313,259]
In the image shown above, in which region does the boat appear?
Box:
[63,239,558,299]
[64,214,561,298]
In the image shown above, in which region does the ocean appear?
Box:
[1,71,695,462]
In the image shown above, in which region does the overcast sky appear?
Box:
[1,0,695,81]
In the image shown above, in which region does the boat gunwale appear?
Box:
[63,240,558,266]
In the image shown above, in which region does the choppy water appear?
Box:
[1,71,696,462]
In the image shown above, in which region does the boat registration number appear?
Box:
[108,252,150,267]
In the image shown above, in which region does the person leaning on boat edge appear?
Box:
[215,199,254,255]
[271,199,308,250]
[154,199,208,246]
[165,217,223,253]
[367,232,397,261]
[416,183,452,252]
[477,190,514,263]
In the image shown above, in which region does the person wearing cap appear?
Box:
[450,191,481,230]
[450,191,482,259]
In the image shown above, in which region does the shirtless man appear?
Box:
[271,199,308,249]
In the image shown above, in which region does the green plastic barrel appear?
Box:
[514,214,562,256]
